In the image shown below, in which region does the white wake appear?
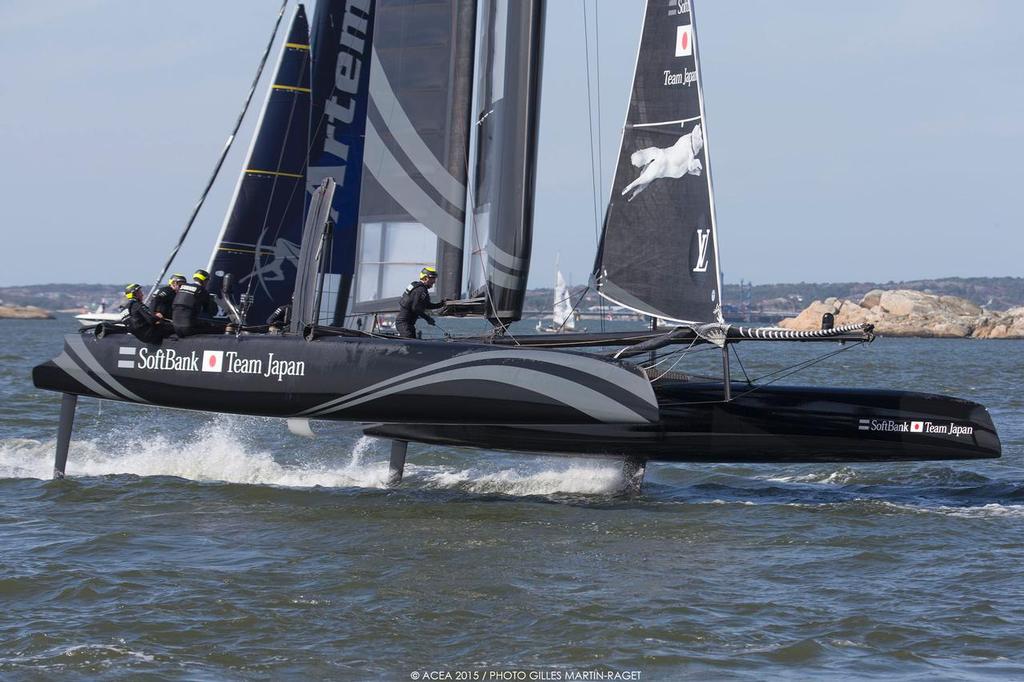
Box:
[0,419,630,495]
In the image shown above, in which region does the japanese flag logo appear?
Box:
[202,350,224,373]
[910,421,924,433]
[675,24,693,57]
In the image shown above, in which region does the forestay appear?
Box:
[593,0,723,324]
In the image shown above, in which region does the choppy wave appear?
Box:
[882,501,1024,518]
[418,462,626,496]
[763,465,995,487]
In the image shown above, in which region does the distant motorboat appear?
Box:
[74,301,121,327]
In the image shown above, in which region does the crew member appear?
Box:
[396,266,445,339]
[152,274,186,319]
[120,283,170,343]
[172,269,218,338]
[266,303,292,332]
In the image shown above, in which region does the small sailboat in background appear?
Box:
[536,260,584,333]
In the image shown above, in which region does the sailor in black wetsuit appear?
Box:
[152,274,186,320]
[120,283,171,344]
[396,267,445,339]
[172,269,218,338]
[266,303,291,332]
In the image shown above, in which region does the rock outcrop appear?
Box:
[777,289,1023,338]
[0,304,54,320]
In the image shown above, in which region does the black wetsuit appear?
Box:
[121,299,169,344]
[396,281,442,339]
[172,281,218,338]
[266,304,291,329]
[152,285,177,319]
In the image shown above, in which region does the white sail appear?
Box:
[552,270,575,331]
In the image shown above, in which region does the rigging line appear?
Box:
[736,342,868,400]
[581,0,601,242]
[147,0,289,301]
[637,342,713,375]
[594,1,603,202]
[640,340,717,369]
[647,338,700,383]
[730,344,752,385]
[748,341,865,384]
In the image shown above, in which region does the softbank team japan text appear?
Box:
[135,348,305,382]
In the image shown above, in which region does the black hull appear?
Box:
[32,332,660,425]
[33,332,1000,463]
[366,383,1001,463]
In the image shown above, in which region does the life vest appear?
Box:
[399,281,426,311]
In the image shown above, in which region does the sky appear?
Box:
[0,0,1021,289]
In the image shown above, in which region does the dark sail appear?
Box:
[467,0,545,323]
[307,0,376,325]
[348,0,477,316]
[209,6,311,325]
[593,0,723,324]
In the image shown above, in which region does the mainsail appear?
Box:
[348,0,477,317]
[593,0,723,324]
[307,0,376,325]
[209,6,311,325]
[467,0,545,323]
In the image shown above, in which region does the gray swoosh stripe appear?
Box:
[488,256,523,278]
[53,351,120,400]
[67,335,147,403]
[487,242,526,270]
[300,349,656,418]
[487,266,525,291]
[369,50,467,208]
[314,366,651,424]
[367,103,465,222]
[365,120,463,247]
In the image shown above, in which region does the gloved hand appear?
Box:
[426,316,436,326]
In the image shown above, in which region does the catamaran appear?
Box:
[33,0,1000,491]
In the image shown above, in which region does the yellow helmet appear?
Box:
[193,269,210,282]
[170,273,187,284]
[124,283,142,299]
[420,266,438,279]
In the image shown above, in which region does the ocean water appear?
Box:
[1,316,1022,680]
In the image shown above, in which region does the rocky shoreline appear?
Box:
[778,289,1024,339]
[0,304,55,320]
